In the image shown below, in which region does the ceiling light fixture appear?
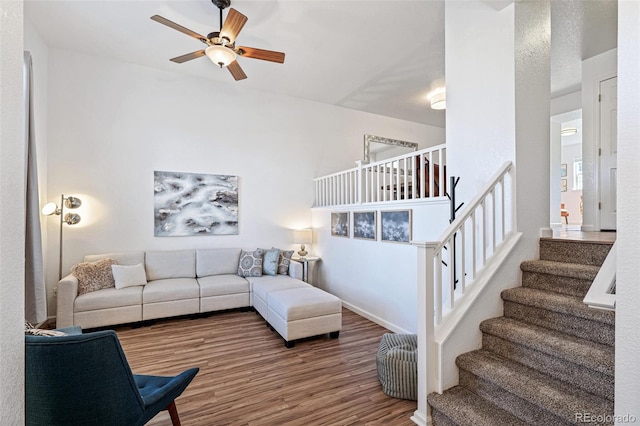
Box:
[205,44,237,68]
[561,127,578,136]
[430,91,446,110]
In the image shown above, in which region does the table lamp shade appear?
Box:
[293,229,312,244]
[293,229,312,258]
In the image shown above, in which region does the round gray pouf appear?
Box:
[376,333,418,400]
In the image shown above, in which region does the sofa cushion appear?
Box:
[263,248,280,276]
[84,251,144,266]
[72,258,116,295]
[277,250,294,275]
[197,274,250,298]
[142,278,199,304]
[237,249,264,277]
[250,275,310,302]
[112,263,147,290]
[145,250,196,281]
[74,286,143,312]
[196,248,241,277]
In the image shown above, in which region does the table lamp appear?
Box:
[293,229,312,259]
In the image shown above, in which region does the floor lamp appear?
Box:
[42,194,82,280]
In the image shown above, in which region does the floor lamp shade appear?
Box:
[41,194,82,280]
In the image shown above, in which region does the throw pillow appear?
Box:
[237,249,264,277]
[277,249,294,275]
[112,263,147,289]
[72,258,116,295]
[263,248,280,276]
[25,328,67,337]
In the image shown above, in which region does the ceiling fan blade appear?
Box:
[220,8,248,44]
[170,50,206,64]
[227,60,247,81]
[237,46,285,64]
[151,15,207,43]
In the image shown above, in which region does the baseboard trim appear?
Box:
[342,302,412,334]
[410,410,430,426]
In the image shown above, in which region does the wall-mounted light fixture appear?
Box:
[42,194,82,280]
[429,90,446,110]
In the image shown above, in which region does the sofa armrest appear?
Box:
[56,274,78,328]
[288,260,303,281]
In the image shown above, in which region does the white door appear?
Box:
[599,76,617,230]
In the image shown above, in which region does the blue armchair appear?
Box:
[25,329,198,426]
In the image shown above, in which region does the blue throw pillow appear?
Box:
[263,248,280,276]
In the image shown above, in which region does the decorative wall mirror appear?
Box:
[363,134,418,164]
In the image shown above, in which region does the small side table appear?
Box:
[292,255,320,284]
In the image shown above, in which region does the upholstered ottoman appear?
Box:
[267,287,342,348]
[249,276,310,321]
[376,333,418,400]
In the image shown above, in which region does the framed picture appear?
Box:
[560,163,567,177]
[154,171,238,237]
[331,212,350,237]
[561,178,568,192]
[381,210,412,243]
[353,211,376,240]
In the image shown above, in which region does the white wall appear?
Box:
[312,201,450,333]
[43,48,443,318]
[445,2,516,203]
[440,0,551,390]
[0,1,26,424]
[615,1,640,421]
[581,48,617,232]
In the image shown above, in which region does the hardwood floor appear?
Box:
[114,308,416,425]
[553,226,616,243]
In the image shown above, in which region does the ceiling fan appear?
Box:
[151,0,285,81]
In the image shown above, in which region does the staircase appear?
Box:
[428,238,615,426]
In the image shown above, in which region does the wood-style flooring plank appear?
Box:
[114,308,416,425]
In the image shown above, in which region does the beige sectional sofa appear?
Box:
[56,248,342,347]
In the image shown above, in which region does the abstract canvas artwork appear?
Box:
[154,170,238,237]
[331,212,349,237]
[381,210,412,243]
[353,211,376,240]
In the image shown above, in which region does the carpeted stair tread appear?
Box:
[539,238,612,266]
[428,386,529,426]
[456,350,613,424]
[501,287,615,325]
[480,317,614,376]
[521,260,600,280]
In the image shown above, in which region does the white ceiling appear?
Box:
[24,1,617,128]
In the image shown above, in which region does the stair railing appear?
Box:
[583,241,616,311]
[411,161,518,426]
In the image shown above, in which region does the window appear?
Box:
[573,157,582,190]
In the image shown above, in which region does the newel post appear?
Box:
[411,241,437,426]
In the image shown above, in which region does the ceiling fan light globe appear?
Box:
[205,45,236,68]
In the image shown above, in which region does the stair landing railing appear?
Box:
[313,144,446,207]
[411,161,518,426]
